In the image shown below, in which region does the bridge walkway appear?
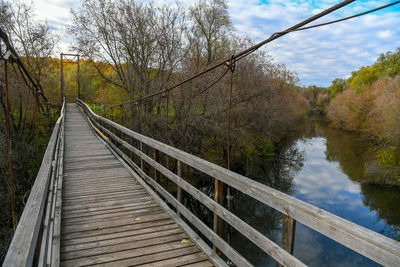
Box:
[60,104,213,266]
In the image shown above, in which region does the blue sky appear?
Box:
[32,0,400,86]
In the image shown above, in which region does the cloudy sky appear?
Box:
[31,0,400,86]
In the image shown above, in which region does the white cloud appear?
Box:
[27,0,400,86]
[228,0,400,86]
[377,30,392,39]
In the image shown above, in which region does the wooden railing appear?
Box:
[3,99,65,267]
[77,98,400,267]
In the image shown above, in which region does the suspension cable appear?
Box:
[0,27,56,110]
[107,0,400,108]
[109,0,357,107]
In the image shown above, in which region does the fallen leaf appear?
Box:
[181,239,190,244]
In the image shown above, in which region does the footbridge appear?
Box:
[4,99,400,267]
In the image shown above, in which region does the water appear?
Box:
[289,137,399,266]
[189,124,400,266]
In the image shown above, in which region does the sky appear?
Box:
[31,0,400,86]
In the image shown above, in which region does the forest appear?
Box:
[1,0,399,263]
[0,0,310,261]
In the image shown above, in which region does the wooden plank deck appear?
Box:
[61,104,213,267]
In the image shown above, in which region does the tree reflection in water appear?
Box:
[180,138,306,266]
[177,123,400,266]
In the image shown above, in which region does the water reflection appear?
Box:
[183,124,400,266]
[291,125,400,266]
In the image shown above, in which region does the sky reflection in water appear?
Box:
[291,137,392,267]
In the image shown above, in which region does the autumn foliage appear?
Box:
[327,48,400,145]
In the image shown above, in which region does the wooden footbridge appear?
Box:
[4,99,400,267]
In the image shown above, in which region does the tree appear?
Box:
[70,0,188,105]
[0,0,58,95]
[327,78,347,99]
[189,0,233,65]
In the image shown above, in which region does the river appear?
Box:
[185,123,400,266]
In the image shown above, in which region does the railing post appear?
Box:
[213,179,224,252]
[281,215,296,257]
[120,105,124,151]
[177,160,182,217]
[153,149,160,183]
[121,105,124,125]
[140,141,144,170]
[130,136,133,160]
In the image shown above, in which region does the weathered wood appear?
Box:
[61,228,185,252]
[61,232,187,261]
[77,99,400,266]
[154,148,160,182]
[281,215,296,254]
[56,104,215,266]
[106,132,304,266]
[213,178,224,252]
[62,213,171,234]
[52,113,64,266]
[177,160,182,217]
[3,101,64,267]
[62,223,180,246]
[101,134,228,267]
[61,219,173,240]
[69,246,199,267]
[137,252,209,267]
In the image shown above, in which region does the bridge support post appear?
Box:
[213,179,224,252]
[177,160,182,217]
[281,215,296,257]
[140,141,143,170]
[60,53,64,98]
[153,149,160,183]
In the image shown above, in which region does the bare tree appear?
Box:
[0,0,57,92]
[189,0,233,65]
[70,0,188,103]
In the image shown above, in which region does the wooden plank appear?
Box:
[62,212,170,234]
[62,187,145,200]
[64,154,115,163]
[59,103,216,267]
[101,246,201,267]
[62,192,149,205]
[79,99,400,266]
[281,215,296,254]
[61,232,188,261]
[61,228,185,252]
[62,202,157,218]
[63,186,142,198]
[104,126,303,266]
[183,260,215,267]
[62,206,162,224]
[61,197,153,211]
[52,110,65,267]
[3,114,62,266]
[101,140,228,267]
[61,219,174,240]
[139,253,210,267]
[62,206,160,225]
[62,223,180,246]
[62,243,197,267]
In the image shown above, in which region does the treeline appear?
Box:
[0,0,59,260]
[69,0,310,164]
[0,0,310,260]
[304,48,400,186]
[326,48,400,145]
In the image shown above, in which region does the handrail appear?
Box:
[4,98,65,267]
[77,98,400,266]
